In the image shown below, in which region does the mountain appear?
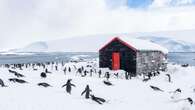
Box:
[137,36,195,52]
[10,41,48,52]
[9,34,195,53]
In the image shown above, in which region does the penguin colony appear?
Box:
[0,61,193,105]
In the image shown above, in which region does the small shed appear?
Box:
[99,37,168,76]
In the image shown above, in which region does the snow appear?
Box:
[9,35,168,54]
[8,34,194,53]
[46,35,112,52]
[21,42,48,52]
[138,36,195,52]
[117,36,169,54]
[0,59,195,110]
[10,42,48,52]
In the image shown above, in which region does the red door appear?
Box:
[112,52,120,70]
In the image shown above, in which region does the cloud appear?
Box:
[0,0,195,50]
[150,0,195,7]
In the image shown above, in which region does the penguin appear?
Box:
[105,72,110,81]
[68,67,71,72]
[62,79,76,94]
[175,88,182,93]
[103,80,113,86]
[0,78,7,87]
[142,77,151,82]
[186,97,193,105]
[150,85,164,92]
[63,67,67,75]
[169,88,182,93]
[81,85,92,99]
[33,68,38,71]
[55,65,58,71]
[45,68,52,73]
[15,79,28,84]
[9,78,28,84]
[9,78,17,82]
[98,70,102,78]
[14,72,25,78]
[170,88,182,99]
[8,69,15,74]
[114,72,119,78]
[166,74,171,82]
[90,95,106,105]
[40,72,47,78]
[38,82,52,87]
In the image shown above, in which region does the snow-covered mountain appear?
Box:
[10,42,48,52]
[137,36,195,52]
[10,34,195,52]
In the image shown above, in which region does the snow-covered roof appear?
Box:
[102,37,169,54]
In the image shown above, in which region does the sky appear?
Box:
[0,0,195,50]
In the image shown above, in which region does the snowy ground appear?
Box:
[0,59,195,110]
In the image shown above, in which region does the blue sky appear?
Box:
[107,0,195,8]
[127,0,153,8]
[106,0,153,8]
